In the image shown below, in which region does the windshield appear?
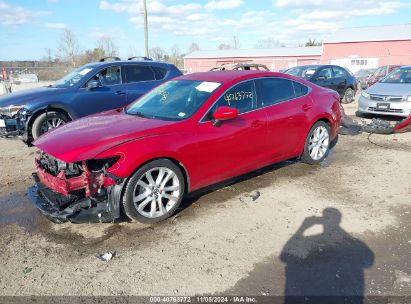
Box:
[381,68,411,83]
[126,80,222,121]
[53,66,94,88]
[286,66,319,79]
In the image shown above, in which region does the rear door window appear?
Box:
[255,78,296,107]
[125,65,156,83]
[317,67,333,79]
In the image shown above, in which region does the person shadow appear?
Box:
[280,208,374,304]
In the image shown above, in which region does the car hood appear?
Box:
[367,82,411,96]
[34,110,175,163]
[0,86,66,107]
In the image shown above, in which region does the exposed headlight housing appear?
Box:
[86,156,121,173]
[0,105,26,117]
[361,92,370,99]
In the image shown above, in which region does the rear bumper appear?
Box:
[28,173,125,224]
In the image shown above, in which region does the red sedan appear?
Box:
[29,71,342,224]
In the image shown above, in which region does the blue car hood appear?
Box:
[0,86,67,107]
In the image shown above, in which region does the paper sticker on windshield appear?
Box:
[78,68,92,76]
[196,82,221,93]
[178,112,186,117]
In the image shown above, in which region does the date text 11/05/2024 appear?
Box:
[149,296,257,303]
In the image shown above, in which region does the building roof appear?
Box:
[324,23,411,44]
[184,46,322,59]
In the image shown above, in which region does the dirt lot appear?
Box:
[0,99,410,298]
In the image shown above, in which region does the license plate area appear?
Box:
[377,103,390,110]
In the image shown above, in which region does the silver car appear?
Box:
[358,66,411,117]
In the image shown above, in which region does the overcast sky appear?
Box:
[0,0,410,60]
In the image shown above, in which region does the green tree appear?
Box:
[305,39,322,47]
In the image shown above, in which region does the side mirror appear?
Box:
[316,76,326,81]
[213,106,238,127]
[86,80,100,91]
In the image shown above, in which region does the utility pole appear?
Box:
[143,0,149,58]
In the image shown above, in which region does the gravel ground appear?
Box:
[0,97,410,298]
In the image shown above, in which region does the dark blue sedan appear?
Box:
[0,58,182,144]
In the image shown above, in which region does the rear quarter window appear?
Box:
[292,81,309,98]
[152,67,167,80]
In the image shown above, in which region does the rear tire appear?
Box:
[122,159,185,224]
[301,121,331,165]
[31,111,69,139]
[341,88,354,104]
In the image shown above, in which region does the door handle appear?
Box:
[251,120,263,128]
[115,91,126,95]
[302,104,312,112]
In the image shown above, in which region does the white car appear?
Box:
[358,66,411,117]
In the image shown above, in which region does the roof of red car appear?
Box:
[177,70,283,83]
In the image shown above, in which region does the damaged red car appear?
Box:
[29,71,342,224]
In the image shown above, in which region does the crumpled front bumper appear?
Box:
[0,116,24,137]
[28,173,125,224]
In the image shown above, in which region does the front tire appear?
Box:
[31,111,69,139]
[301,121,331,165]
[122,159,185,224]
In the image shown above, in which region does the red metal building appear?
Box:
[184,24,411,73]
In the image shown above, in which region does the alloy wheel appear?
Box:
[133,167,181,219]
[308,126,329,161]
[40,117,65,134]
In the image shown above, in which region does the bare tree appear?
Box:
[77,48,105,66]
[57,29,80,67]
[218,43,232,50]
[169,45,183,68]
[149,46,166,61]
[255,37,283,49]
[44,48,53,62]
[97,36,119,57]
[188,42,200,53]
[231,36,241,49]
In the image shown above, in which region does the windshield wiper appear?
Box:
[127,111,155,119]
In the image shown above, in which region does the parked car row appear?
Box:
[0,58,343,224]
[355,68,376,90]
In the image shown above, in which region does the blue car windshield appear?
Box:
[381,68,411,83]
[53,66,94,88]
[126,80,221,121]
